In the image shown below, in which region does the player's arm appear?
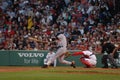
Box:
[28,37,48,43]
[72,51,84,56]
[65,51,84,58]
[111,45,120,57]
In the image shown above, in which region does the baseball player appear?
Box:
[72,50,97,68]
[44,48,57,67]
[42,33,76,68]
[101,40,118,68]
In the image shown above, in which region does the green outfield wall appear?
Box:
[0,50,120,67]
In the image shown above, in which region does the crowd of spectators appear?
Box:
[0,0,120,53]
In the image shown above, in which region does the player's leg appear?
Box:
[44,48,65,67]
[101,55,109,68]
[80,57,94,68]
[53,59,57,67]
[58,55,76,68]
[44,59,47,65]
[58,55,71,64]
[108,54,118,68]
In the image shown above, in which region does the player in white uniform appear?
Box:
[44,49,57,67]
[72,50,97,68]
[42,33,75,68]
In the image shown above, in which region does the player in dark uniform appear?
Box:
[101,39,118,68]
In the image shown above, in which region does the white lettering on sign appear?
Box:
[24,58,39,64]
[18,53,44,57]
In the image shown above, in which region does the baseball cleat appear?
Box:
[41,65,48,68]
[111,65,118,69]
[71,61,76,68]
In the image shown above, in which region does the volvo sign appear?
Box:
[18,53,44,58]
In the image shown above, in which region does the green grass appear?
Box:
[0,67,120,80]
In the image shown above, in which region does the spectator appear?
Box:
[0,0,119,51]
[25,44,33,50]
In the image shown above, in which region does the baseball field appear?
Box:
[0,66,119,80]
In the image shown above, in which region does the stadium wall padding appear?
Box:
[0,50,120,67]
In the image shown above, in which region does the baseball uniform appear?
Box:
[43,33,75,68]
[72,50,97,68]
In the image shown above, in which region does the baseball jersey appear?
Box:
[46,52,55,60]
[82,50,97,60]
[57,34,67,48]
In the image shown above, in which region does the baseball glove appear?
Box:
[64,51,72,58]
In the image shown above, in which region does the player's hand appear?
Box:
[28,37,48,43]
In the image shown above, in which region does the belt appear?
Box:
[57,46,63,49]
